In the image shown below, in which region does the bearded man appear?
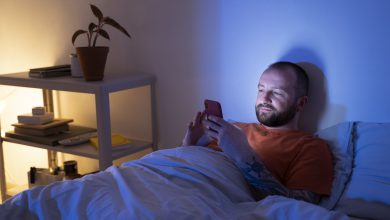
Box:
[183,61,333,204]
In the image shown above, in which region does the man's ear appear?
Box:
[296,95,308,112]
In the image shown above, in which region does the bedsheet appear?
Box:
[0,146,349,220]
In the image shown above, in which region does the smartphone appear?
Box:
[204,99,223,118]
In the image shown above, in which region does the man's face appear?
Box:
[255,68,298,127]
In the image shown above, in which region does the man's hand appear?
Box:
[202,115,253,162]
[182,111,212,146]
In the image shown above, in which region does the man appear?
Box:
[182,61,333,204]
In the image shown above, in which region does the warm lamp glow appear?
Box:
[0,101,5,137]
[0,101,5,113]
[0,88,49,189]
[0,3,64,186]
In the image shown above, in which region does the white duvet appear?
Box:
[0,146,349,220]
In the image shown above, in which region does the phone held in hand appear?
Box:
[204,99,223,118]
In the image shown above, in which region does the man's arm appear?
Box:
[239,155,320,203]
[203,116,320,204]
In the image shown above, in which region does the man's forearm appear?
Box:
[237,156,320,203]
[201,118,321,203]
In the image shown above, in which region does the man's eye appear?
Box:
[273,91,282,96]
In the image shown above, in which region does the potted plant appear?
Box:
[72,4,131,81]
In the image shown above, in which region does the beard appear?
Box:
[255,102,297,127]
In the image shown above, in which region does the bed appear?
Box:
[0,121,389,219]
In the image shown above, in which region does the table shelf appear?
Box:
[1,136,153,160]
[0,71,158,202]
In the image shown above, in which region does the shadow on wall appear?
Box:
[279,48,326,132]
[298,62,327,133]
[279,47,347,132]
[278,48,325,132]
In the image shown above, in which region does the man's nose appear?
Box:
[259,91,272,103]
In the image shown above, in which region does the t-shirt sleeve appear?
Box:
[284,138,334,195]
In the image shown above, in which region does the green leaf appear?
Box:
[97,29,110,40]
[72,29,88,45]
[90,4,103,22]
[103,17,131,38]
[88,22,97,33]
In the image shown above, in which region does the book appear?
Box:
[17,112,54,125]
[29,71,71,78]
[12,119,73,129]
[5,125,97,146]
[14,124,69,137]
[29,64,71,78]
[89,134,131,150]
[29,64,71,73]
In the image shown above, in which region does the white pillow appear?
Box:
[315,122,354,210]
[335,122,390,219]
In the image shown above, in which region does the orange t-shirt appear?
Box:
[235,123,333,195]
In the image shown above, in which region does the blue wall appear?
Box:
[211,1,390,130]
[129,0,390,146]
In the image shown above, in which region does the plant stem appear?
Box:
[87,32,91,47]
[92,23,104,47]
[92,32,98,47]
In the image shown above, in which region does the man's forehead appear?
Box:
[258,68,296,89]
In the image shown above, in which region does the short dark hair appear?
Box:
[268,61,309,98]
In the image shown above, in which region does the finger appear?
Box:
[204,116,222,129]
[188,121,194,129]
[203,119,221,133]
[204,127,219,140]
[207,115,229,127]
[202,118,212,129]
[192,112,200,124]
[195,111,202,125]
[200,111,207,122]
[200,111,206,119]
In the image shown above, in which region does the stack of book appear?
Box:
[14,107,59,128]
[6,122,96,146]
[4,106,95,146]
[12,119,73,137]
[5,107,98,146]
[29,64,71,78]
[5,107,71,144]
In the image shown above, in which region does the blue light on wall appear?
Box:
[210,0,390,127]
